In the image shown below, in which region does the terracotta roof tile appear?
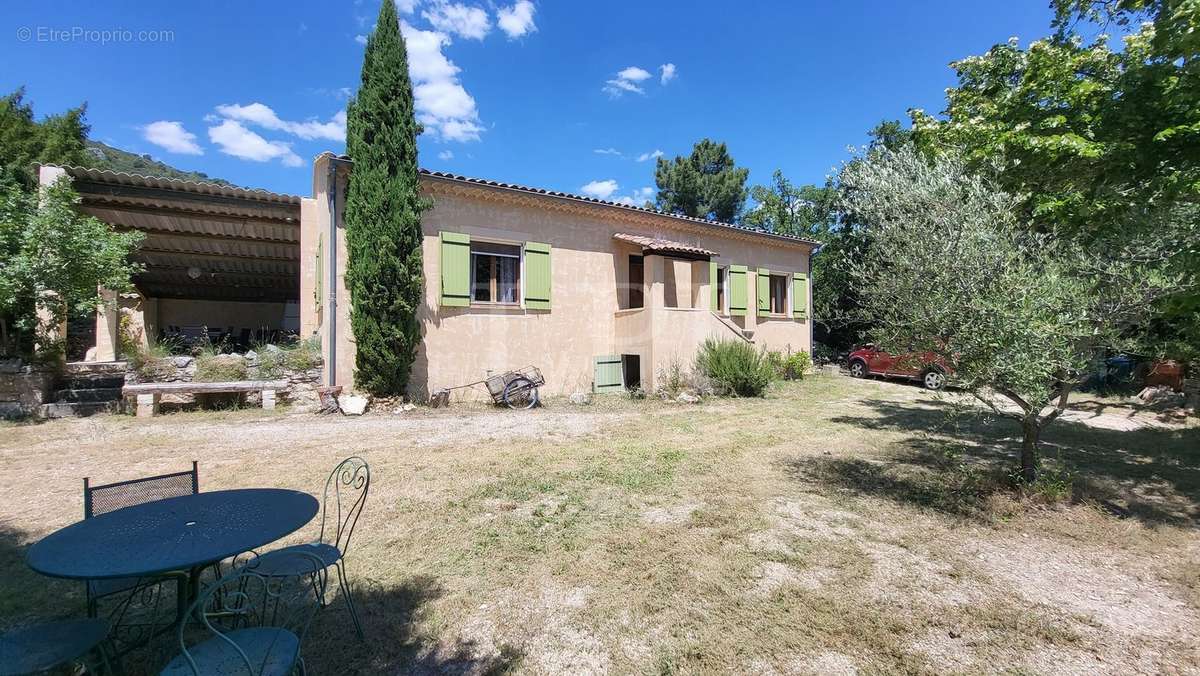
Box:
[613,233,719,257]
[418,169,819,248]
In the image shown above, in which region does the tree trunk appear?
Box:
[1019,416,1040,483]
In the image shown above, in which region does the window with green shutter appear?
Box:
[792,272,808,319]
[440,231,471,307]
[756,267,770,317]
[524,241,551,310]
[593,355,623,393]
[729,265,747,316]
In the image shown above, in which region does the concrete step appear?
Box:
[38,401,121,419]
[63,361,127,376]
[60,375,126,390]
[54,387,124,403]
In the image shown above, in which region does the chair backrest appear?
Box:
[317,457,369,555]
[84,461,199,518]
[176,552,326,676]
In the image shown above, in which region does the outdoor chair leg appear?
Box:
[335,561,364,640]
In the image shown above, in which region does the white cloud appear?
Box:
[401,21,484,142]
[593,147,622,156]
[613,187,655,206]
[497,1,537,39]
[580,179,619,199]
[141,121,203,155]
[355,34,368,45]
[617,66,652,82]
[422,2,491,40]
[659,63,677,85]
[214,103,346,142]
[207,119,303,167]
[395,0,420,13]
[635,149,663,162]
[603,66,652,98]
[438,149,454,160]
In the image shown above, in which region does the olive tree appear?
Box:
[841,146,1190,482]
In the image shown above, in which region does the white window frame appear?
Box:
[768,272,790,317]
[468,238,524,307]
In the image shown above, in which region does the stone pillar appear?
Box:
[135,393,160,417]
[94,288,120,362]
[261,389,277,410]
[696,260,710,311]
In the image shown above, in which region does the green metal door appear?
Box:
[593,355,624,393]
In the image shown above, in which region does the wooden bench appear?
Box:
[123,381,289,417]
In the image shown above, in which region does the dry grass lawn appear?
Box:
[1,374,1198,675]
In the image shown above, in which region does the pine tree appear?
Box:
[343,0,426,395]
[653,139,749,222]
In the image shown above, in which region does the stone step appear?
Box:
[63,361,127,376]
[54,387,124,403]
[60,375,126,390]
[38,401,121,419]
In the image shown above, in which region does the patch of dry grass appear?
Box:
[1,375,1198,674]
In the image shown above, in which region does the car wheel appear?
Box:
[921,369,946,391]
[848,360,868,379]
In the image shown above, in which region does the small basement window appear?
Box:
[769,274,788,315]
[471,241,521,304]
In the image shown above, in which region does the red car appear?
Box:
[847,344,952,390]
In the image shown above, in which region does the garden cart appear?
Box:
[431,366,544,410]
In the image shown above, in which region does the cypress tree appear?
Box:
[343,0,426,396]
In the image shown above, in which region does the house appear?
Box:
[304,154,816,398]
[41,153,817,402]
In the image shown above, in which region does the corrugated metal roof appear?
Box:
[49,165,302,204]
[419,168,820,248]
[613,233,719,257]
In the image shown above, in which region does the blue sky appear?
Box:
[4,1,1057,201]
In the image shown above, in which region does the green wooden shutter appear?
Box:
[594,355,624,393]
[757,267,771,317]
[709,261,719,311]
[729,265,748,316]
[440,231,471,307]
[524,241,551,310]
[792,272,808,319]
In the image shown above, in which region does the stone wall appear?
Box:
[0,359,56,419]
[125,347,323,411]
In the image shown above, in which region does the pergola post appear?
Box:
[94,288,120,362]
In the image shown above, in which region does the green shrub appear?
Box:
[694,338,777,397]
[126,337,180,381]
[764,349,785,378]
[253,336,322,378]
[283,335,321,371]
[780,351,813,380]
[194,349,247,383]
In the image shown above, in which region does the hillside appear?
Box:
[84,141,233,186]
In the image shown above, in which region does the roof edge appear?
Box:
[40,164,303,204]
[418,169,820,248]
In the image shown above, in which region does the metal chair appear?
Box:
[83,462,200,619]
[0,618,113,676]
[251,457,369,639]
[159,552,326,676]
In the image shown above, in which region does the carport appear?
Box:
[40,166,303,360]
